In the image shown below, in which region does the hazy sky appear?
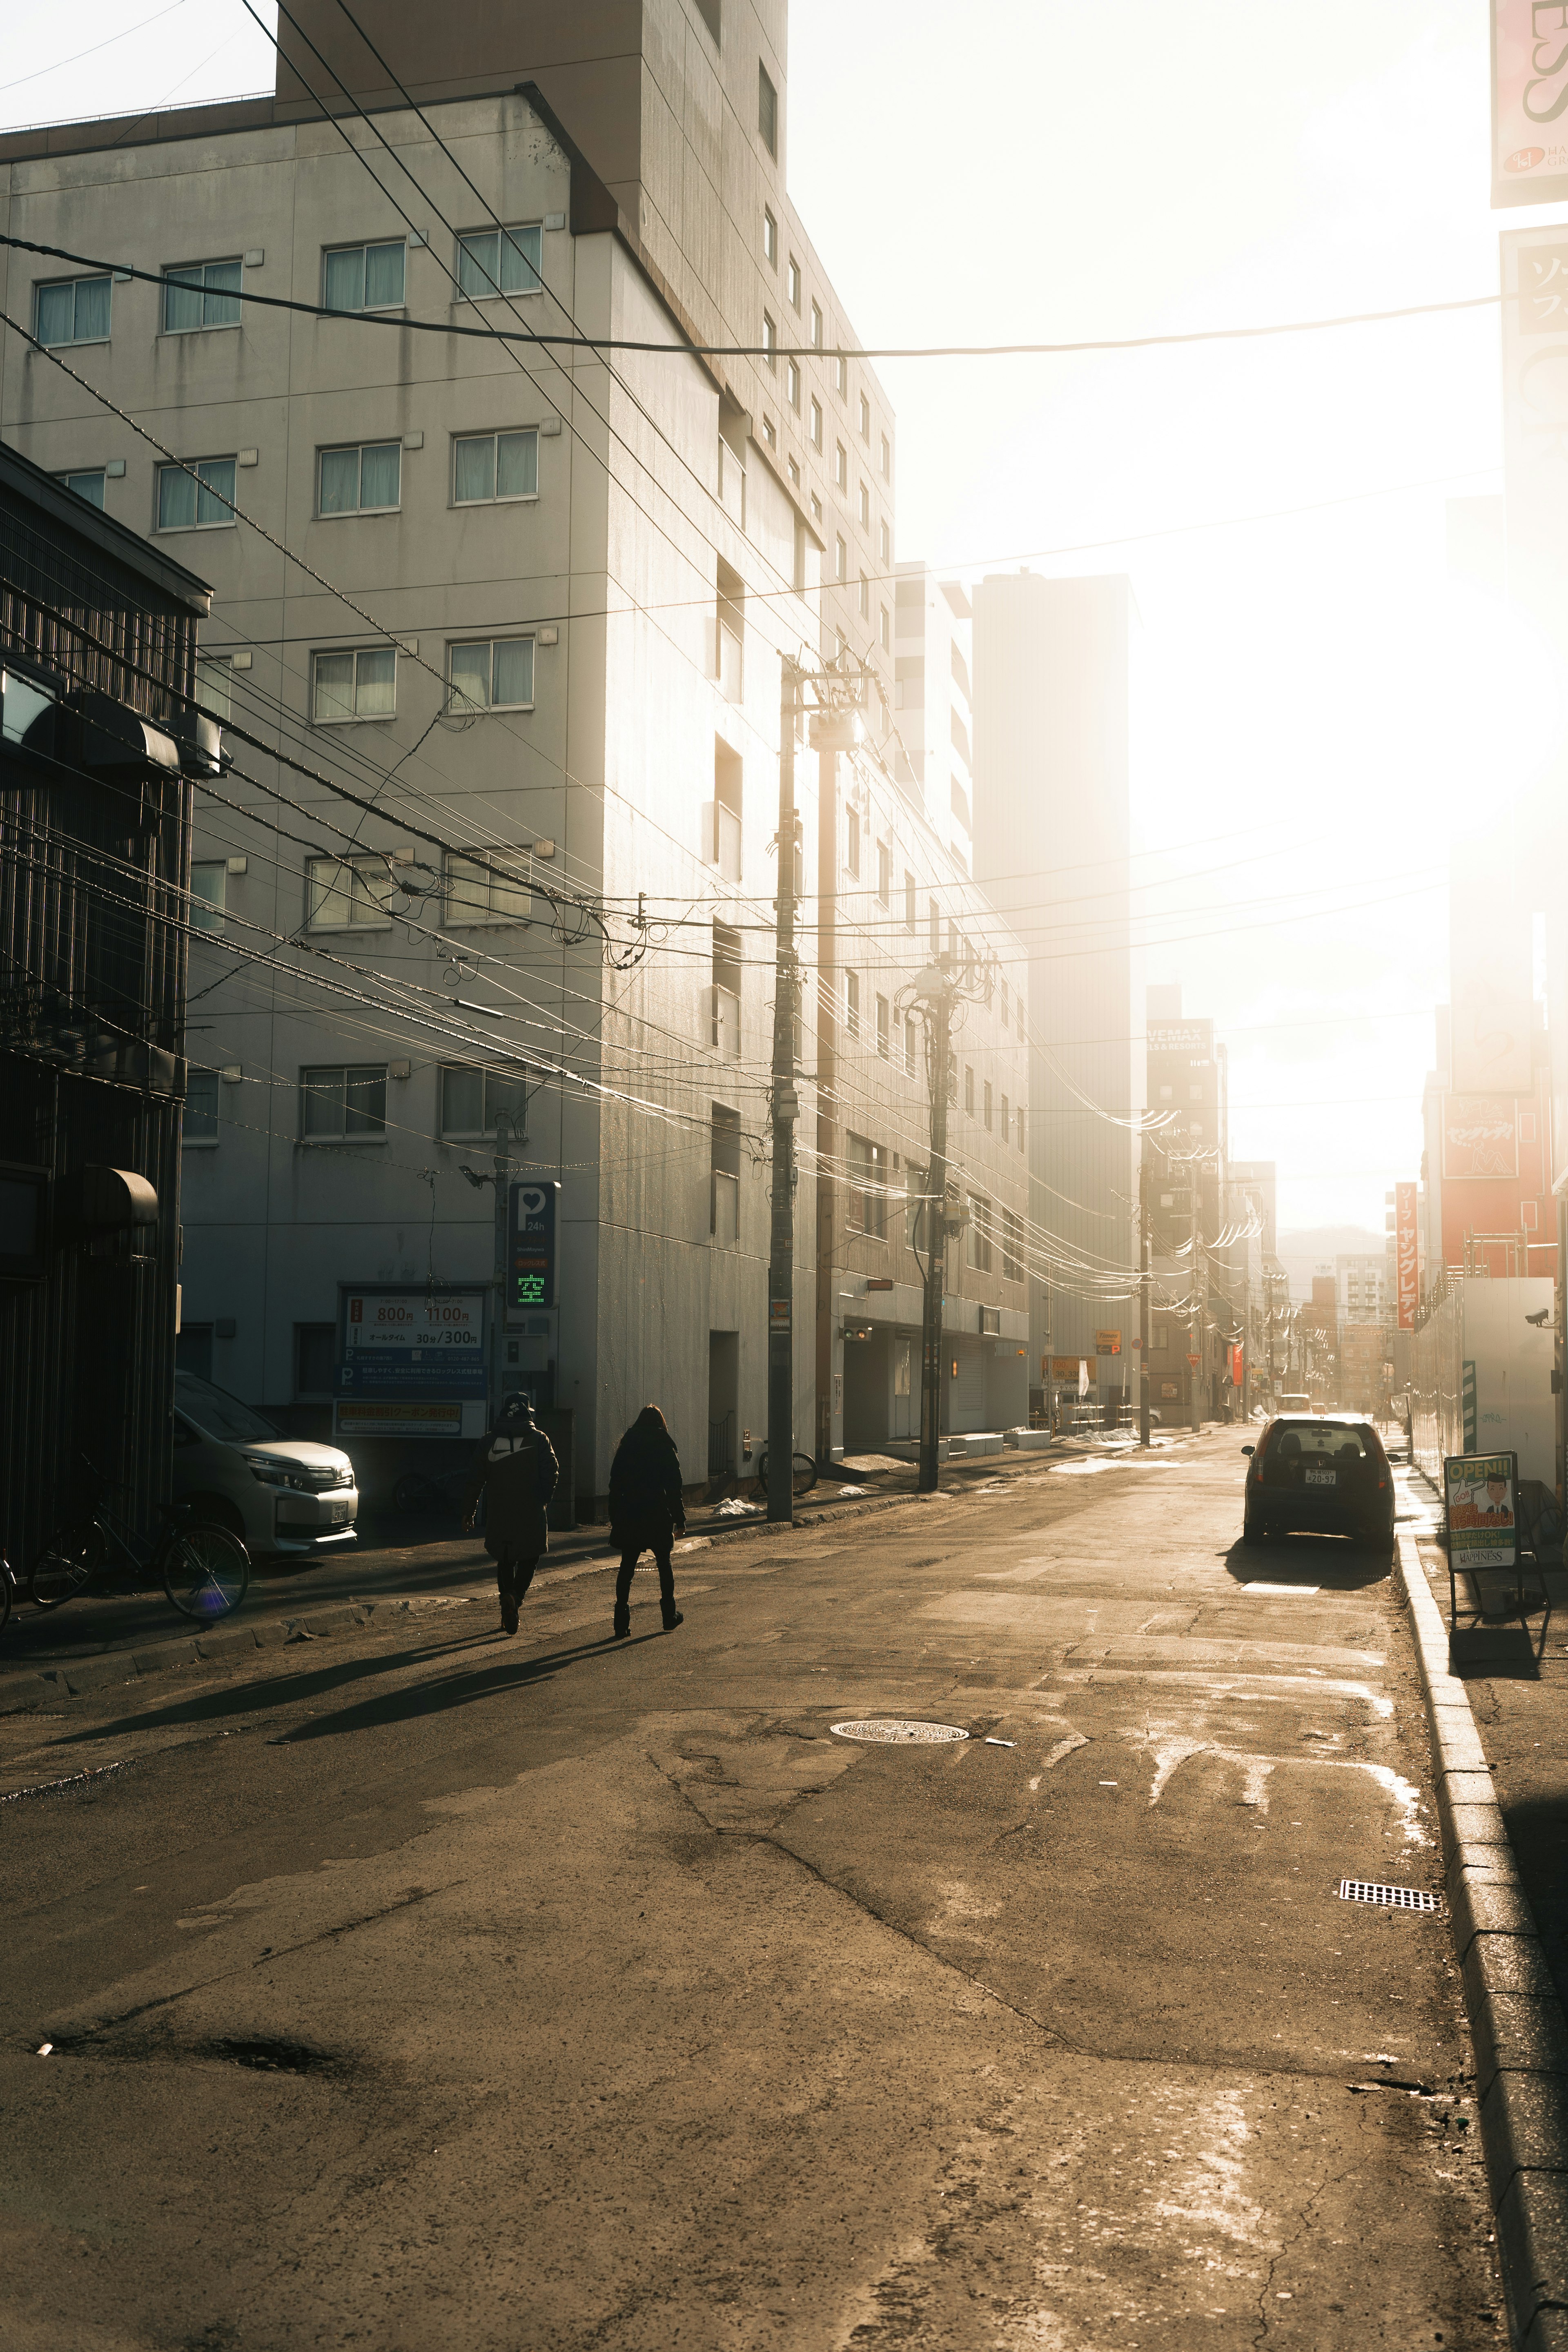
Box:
[4,1,1557,1237]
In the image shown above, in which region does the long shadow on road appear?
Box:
[273,1630,666,1742]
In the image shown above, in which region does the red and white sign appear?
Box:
[1396,1180,1419,1330]
[1443,1096,1520,1180]
[1493,3,1568,208]
[1228,1343,1244,1389]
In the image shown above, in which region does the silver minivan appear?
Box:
[172,1372,359,1559]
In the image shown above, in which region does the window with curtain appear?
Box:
[311,647,396,722]
[453,430,539,503]
[36,276,110,345]
[444,851,533,925]
[301,1065,386,1138]
[323,241,405,312]
[847,1133,887,1238]
[448,637,535,712]
[189,862,226,932]
[318,442,401,515]
[56,470,105,507]
[163,259,242,332]
[156,457,236,530]
[305,854,397,929]
[440,1065,531,1134]
[457,224,542,299]
[195,654,234,721]
[185,1069,220,1143]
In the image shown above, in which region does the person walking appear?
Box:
[461,1392,559,1635]
[608,1404,686,1639]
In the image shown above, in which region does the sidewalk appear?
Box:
[0,1429,1191,1708]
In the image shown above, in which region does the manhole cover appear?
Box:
[830,1719,969,1744]
[1339,1880,1440,1913]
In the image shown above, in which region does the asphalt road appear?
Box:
[0,1427,1503,2349]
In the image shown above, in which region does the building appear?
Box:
[892,566,973,872]
[1,439,213,1562]
[971,572,1137,1414]
[0,3,909,1510]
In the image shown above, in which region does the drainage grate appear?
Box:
[1339,1880,1440,1912]
[831,1719,969,1744]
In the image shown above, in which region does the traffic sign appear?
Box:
[1186,1352,1201,1368]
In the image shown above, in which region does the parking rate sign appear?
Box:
[508,1179,559,1310]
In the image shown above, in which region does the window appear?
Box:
[858,573,870,619]
[834,353,847,397]
[904,870,916,930]
[312,646,396,722]
[845,968,860,1039]
[301,1064,386,1139]
[881,432,891,480]
[763,209,777,265]
[1000,1093,1009,1144]
[457,223,543,301]
[713,744,742,880]
[836,532,847,581]
[787,256,800,309]
[787,356,800,410]
[834,441,847,488]
[880,605,890,650]
[876,839,891,904]
[964,1064,975,1116]
[859,392,870,440]
[323,240,405,312]
[875,993,890,1060]
[904,1013,917,1074]
[156,457,235,531]
[930,899,940,955]
[810,398,823,450]
[195,653,233,721]
[294,1324,336,1399]
[449,637,535,711]
[758,61,778,154]
[878,517,890,563]
[811,300,823,348]
[163,258,242,333]
[711,921,742,1059]
[947,1051,958,1108]
[445,850,533,925]
[319,441,401,515]
[189,860,226,932]
[859,479,870,526]
[36,276,110,345]
[848,1133,887,1237]
[1018,1102,1026,1152]
[1152,1324,1169,1351]
[305,853,398,929]
[1000,977,1009,1025]
[453,428,539,503]
[1002,1208,1024,1283]
[967,1194,993,1272]
[185,1068,220,1143]
[845,803,860,875]
[440,1065,531,1135]
[762,312,777,369]
[711,1103,741,1241]
[57,469,105,507]
[983,1080,993,1131]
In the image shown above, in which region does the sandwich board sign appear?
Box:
[1443,1450,1522,1625]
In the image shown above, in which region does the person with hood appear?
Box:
[460,1392,559,1635]
[608,1404,686,1638]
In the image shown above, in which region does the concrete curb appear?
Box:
[1396,1529,1568,2351]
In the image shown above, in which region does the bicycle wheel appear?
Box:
[29,1520,105,1610]
[791,1451,819,1495]
[163,1523,250,1620]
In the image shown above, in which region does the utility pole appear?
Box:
[490,1109,513,1427]
[1188,1145,1203,1434]
[918,971,955,1493]
[1138,1137,1151,1448]
[767,657,801,1524]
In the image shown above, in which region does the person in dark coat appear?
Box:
[461,1392,559,1635]
[607,1404,686,1638]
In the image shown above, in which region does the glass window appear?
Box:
[847,1133,887,1237]
[835,534,846,580]
[834,353,847,397]
[1000,1093,1009,1143]
[453,429,539,503]
[444,850,533,925]
[845,968,860,1038]
[881,432,891,480]
[810,300,822,349]
[162,259,242,333]
[305,853,397,929]
[879,517,890,562]
[758,61,777,154]
[876,840,890,904]
[57,469,105,507]
[311,647,396,722]
[1002,1209,1024,1282]
[904,871,916,930]
[859,392,870,440]
[787,256,800,309]
[448,637,535,712]
[763,209,777,265]
[904,1013,916,1074]
[323,240,405,313]
[880,605,890,650]
[786,357,800,410]
[457,224,543,300]
[834,442,846,487]
[809,397,822,450]
[440,1065,531,1134]
[189,860,226,932]
[175,1370,280,1439]
[301,1064,386,1138]
[875,993,890,1060]
[763,312,777,368]
[185,1067,219,1143]
[319,441,401,515]
[859,481,870,526]
[983,1080,993,1131]
[36,276,110,345]
[156,457,236,530]
[858,573,869,618]
[967,1194,993,1272]
[195,653,233,721]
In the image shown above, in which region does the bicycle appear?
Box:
[755,1447,819,1499]
[29,1457,251,1623]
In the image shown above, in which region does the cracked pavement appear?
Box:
[0,1427,1504,2347]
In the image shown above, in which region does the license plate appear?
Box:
[1305,1468,1337,1488]
[329,1499,353,1523]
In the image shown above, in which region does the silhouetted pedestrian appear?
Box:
[461,1392,559,1635]
[608,1404,685,1638]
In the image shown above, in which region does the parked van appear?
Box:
[172,1372,358,1559]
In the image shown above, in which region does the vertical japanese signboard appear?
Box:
[1493,4,1568,208]
[507,1180,559,1312]
[1396,1180,1419,1330]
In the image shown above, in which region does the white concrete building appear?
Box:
[0,3,906,1509]
[892,565,974,873]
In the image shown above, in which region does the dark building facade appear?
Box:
[1,442,212,1567]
